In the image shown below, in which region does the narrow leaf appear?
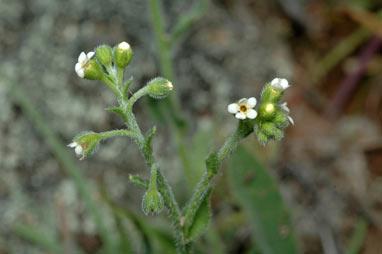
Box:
[184,188,212,243]
[14,224,62,253]
[229,145,298,254]
[143,126,157,156]
[123,76,134,100]
[105,106,127,121]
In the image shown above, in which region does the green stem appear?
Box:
[99,129,135,139]
[183,121,252,235]
[101,75,122,99]
[123,83,185,252]
[116,67,124,87]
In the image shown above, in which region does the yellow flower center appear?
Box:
[80,59,87,69]
[239,105,248,113]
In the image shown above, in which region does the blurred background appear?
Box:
[0,0,381,253]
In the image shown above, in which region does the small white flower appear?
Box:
[279,102,290,113]
[288,116,294,125]
[271,78,290,91]
[228,97,258,120]
[75,51,95,78]
[67,142,83,156]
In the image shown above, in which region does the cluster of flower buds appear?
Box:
[228,78,294,145]
[75,42,133,80]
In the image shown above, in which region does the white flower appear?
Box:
[271,78,290,91]
[67,142,83,156]
[279,102,290,113]
[228,97,258,120]
[75,51,95,78]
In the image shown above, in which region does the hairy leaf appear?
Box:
[184,188,212,244]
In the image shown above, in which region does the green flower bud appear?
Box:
[146,77,173,99]
[273,111,289,129]
[142,188,164,215]
[84,59,104,80]
[68,132,100,160]
[114,41,133,68]
[261,84,284,103]
[96,45,113,67]
[255,127,270,146]
[262,122,283,141]
[258,102,276,120]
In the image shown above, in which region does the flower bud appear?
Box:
[273,111,289,129]
[142,189,164,215]
[96,45,113,67]
[114,41,133,68]
[261,84,283,103]
[146,77,173,99]
[255,127,269,146]
[262,122,283,141]
[258,102,276,120]
[84,59,104,80]
[68,132,100,159]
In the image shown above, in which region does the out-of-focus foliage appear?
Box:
[229,145,297,254]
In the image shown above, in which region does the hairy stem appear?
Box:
[183,121,252,236]
[101,75,122,99]
[122,80,185,252]
[99,129,135,139]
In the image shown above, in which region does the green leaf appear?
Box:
[14,224,62,253]
[105,106,127,121]
[143,126,157,156]
[123,76,134,100]
[185,188,212,243]
[229,145,298,254]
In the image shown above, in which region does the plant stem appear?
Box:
[101,75,123,99]
[147,0,194,188]
[120,75,186,252]
[183,121,252,236]
[99,129,135,139]
[116,67,124,87]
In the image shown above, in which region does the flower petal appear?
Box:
[67,142,77,148]
[87,51,95,59]
[76,68,85,78]
[247,97,257,108]
[280,79,290,90]
[235,112,246,119]
[238,98,247,104]
[78,52,86,63]
[227,103,238,114]
[75,63,82,72]
[272,83,283,90]
[288,116,294,125]
[246,109,258,119]
[279,102,290,112]
[75,145,83,155]
[271,78,281,86]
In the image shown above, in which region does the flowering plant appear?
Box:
[69,41,294,253]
